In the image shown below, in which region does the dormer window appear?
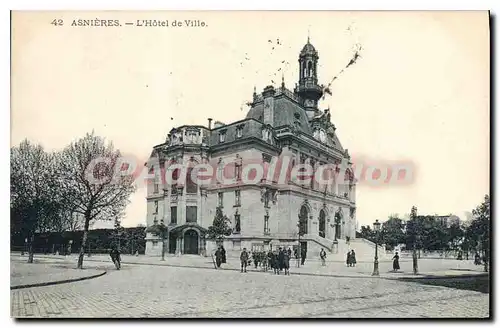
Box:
[219,130,226,143]
[236,125,243,138]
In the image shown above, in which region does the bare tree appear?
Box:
[10,140,60,263]
[58,132,136,269]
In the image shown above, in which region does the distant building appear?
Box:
[414,214,461,228]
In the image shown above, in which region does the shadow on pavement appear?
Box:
[399,275,490,294]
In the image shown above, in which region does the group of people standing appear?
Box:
[346,250,357,267]
[239,247,292,275]
[214,246,227,268]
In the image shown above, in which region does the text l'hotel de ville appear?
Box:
[65,19,207,27]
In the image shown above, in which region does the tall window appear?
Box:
[170,206,177,224]
[235,190,241,206]
[264,214,270,234]
[186,206,197,223]
[153,201,158,214]
[218,192,224,208]
[264,191,270,208]
[186,168,197,194]
[217,160,224,184]
[154,182,159,194]
[219,131,226,143]
[235,163,242,181]
[234,213,241,234]
[236,126,243,138]
[310,160,315,189]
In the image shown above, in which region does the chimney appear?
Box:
[208,118,213,129]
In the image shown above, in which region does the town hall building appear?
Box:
[144,39,358,259]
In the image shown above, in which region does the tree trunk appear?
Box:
[27,231,34,263]
[77,216,91,269]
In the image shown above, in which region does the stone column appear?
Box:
[176,237,182,256]
[178,186,185,225]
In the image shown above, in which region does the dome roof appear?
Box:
[300,40,317,55]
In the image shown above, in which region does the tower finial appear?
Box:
[307,28,310,43]
[281,73,285,88]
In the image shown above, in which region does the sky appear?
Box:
[11,11,489,229]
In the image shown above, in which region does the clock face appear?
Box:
[304,99,314,107]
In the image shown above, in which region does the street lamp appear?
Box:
[296,221,301,268]
[159,220,167,261]
[372,219,381,276]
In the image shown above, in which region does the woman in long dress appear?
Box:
[392,252,400,272]
[346,251,351,267]
[350,250,357,267]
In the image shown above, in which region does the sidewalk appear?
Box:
[11,256,106,289]
[13,253,487,280]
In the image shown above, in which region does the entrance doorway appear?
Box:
[183,230,199,254]
[169,235,177,254]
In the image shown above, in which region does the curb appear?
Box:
[15,256,488,281]
[10,271,107,290]
[395,273,489,280]
[84,259,490,281]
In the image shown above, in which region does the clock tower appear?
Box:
[296,37,324,120]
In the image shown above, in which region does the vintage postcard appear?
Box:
[10,10,490,318]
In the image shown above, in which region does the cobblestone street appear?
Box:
[11,263,489,318]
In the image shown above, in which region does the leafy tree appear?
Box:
[10,140,62,263]
[381,215,406,250]
[469,195,490,272]
[358,225,374,241]
[446,222,464,253]
[206,207,232,241]
[58,132,136,268]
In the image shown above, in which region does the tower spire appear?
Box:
[281,73,285,88]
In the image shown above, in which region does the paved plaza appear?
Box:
[11,255,489,318]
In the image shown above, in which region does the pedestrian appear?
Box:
[240,248,249,273]
[287,247,292,258]
[350,250,357,267]
[221,246,227,264]
[267,249,273,272]
[474,252,481,265]
[392,251,400,272]
[320,248,327,266]
[253,251,259,269]
[283,250,290,275]
[278,247,285,272]
[109,246,121,270]
[294,248,298,260]
[300,247,307,266]
[346,251,351,267]
[457,250,463,260]
[273,251,280,275]
[215,246,222,268]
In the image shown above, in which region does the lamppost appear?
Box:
[372,219,381,276]
[159,220,167,261]
[296,221,301,268]
[297,215,306,268]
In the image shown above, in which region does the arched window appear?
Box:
[307,61,313,77]
[299,205,309,235]
[319,210,326,238]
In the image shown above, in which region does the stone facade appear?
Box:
[145,39,357,258]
